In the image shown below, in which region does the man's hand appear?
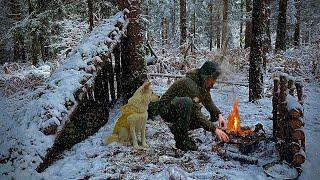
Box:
[214,128,229,142]
[218,114,227,129]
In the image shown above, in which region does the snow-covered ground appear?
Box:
[1,47,319,179]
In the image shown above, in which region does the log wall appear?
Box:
[272,73,305,171]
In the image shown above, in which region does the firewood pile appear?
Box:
[272,73,305,171]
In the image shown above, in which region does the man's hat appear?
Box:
[199,61,221,79]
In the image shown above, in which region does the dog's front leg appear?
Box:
[141,115,149,148]
[128,116,139,149]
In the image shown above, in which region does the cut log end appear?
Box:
[288,117,304,129]
[292,149,306,166]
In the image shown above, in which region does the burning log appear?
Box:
[292,148,306,166]
[288,117,304,129]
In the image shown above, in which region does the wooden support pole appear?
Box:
[272,78,280,138]
[287,78,295,96]
[114,45,122,99]
[278,75,287,139]
[295,81,303,105]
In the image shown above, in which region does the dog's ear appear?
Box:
[142,81,151,92]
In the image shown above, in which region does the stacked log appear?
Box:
[272,73,305,169]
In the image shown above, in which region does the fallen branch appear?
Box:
[217,149,258,165]
[148,73,248,86]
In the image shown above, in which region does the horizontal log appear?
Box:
[148,73,248,86]
[288,117,304,129]
[289,141,301,154]
[292,148,306,166]
[291,128,305,141]
[286,95,303,118]
[289,109,303,118]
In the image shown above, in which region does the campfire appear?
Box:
[226,97,255,137]
[212,97,267,164]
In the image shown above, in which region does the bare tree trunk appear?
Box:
[275,0,288,52]
[171,0,176,47]
[216,8,221,49]
[209,2,214,51]
[180,0,187,45]
[9,0,23,62]
[244,0,252,49]
[118,0,147,100]
[28,0,33,14]
[240,0,244,48]
[191,0,196,53]
[88,0,94,31]
[262,0,270,69]
[293,0,301,47]
[162,16,168,52]
[221,0,229,56]
[249,0,264,102]
[264,0,271,51]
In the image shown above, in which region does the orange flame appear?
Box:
[227,97,241,132]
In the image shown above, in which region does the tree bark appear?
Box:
[264,0,271,51]
[244,0,252,49]
[249,0,264,102]
[28,0,33,14]
[88,0,94,31]
[221,0,229,56]
[240,0,244,48]
[209,2,214,51]
[275,0,288,52]
[171,0,176,47]
[191,0,196,53]
[215,8,221,49]
[272,78,280,137]
[180,0,187,45]
[118,0,147,100]
[162,17,168,48]
[293,0,301,47]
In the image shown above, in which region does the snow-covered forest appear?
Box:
[0,0,319,179]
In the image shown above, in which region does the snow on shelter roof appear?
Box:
[2,10,129,171]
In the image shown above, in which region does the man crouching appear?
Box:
[158,61,229,151]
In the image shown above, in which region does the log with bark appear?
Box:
[289,141,302,154]
[287,78,295,96]
[286,94,303,118]
[277,75,288,139]
[295,80,304,105]
[272,78,280,137]
[291,128,305,150]
[292,148,306,166]
[288,117,304,129]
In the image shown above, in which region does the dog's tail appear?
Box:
[105,134,119,144]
